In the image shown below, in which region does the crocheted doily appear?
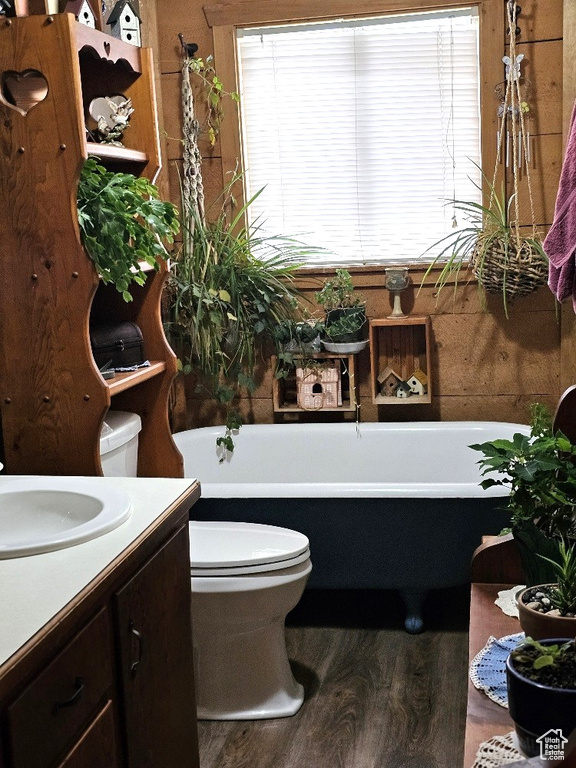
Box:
[494,585,525,618]
[473,732,523,767]
[470,633,525,708]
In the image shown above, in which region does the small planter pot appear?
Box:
[506,639,576,757]
[323,308,367,343]
[516,584,576,640]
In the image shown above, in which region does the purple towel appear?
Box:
[545,101,576,308]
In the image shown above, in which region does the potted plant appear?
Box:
[272,316,325,380]
[77,157,180,302]
[315,269,368,349]
[506,636,576,758]
[421,175,547,316]
[516,539,576,640]
[470,403,576,585]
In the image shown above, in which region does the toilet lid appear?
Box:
[189,521,310,574]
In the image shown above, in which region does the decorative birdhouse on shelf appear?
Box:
[396,381,412,399]
[407,369,428,396]
[377,366,402,397]
[108,0,141,46]
[296,361,342,410]
[61,0,99,29]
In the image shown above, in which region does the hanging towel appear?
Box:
[545,101,576,309]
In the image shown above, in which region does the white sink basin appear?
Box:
[0,478,132,558]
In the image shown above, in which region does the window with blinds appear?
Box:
[236,7,481,267]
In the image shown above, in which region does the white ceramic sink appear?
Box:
[0,478,132,558]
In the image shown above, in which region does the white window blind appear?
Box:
[236,8,481,266]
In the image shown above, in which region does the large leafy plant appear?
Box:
[77,158,180,301]
[470,404,576,583]
[166,182,312,454]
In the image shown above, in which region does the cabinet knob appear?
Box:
[53,677,84,713]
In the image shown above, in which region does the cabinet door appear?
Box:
[114,525,199,768]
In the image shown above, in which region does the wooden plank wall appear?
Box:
[153,0,564,430]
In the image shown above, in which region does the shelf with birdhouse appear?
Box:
[369,317,432,405]
[272,354,358,413]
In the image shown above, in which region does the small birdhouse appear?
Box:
[296,362,342,410]
[377,366,402,397]
[108,0,141,46]
[396,381,412,399]
[407,369,428,396]
[62,0,98,28]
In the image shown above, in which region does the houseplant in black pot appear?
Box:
[315,269,368,351]
[470,404,576,586]
[506,636,576,758]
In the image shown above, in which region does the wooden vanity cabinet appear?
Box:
[0,492,200,768]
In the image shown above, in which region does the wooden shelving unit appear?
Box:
[0,15,182,477]
[369,317,432,405]
[272,353,357,413]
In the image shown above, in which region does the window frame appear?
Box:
[205,0,504,272]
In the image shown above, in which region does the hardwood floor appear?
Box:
[197,588,470,768]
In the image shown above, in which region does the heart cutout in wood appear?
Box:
[104,41,111,56]
[1,69,48,116]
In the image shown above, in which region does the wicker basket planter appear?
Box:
[471,235,548,300]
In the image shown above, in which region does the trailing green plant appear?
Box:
[470,403,576,584]
[539,539,576,616]
[323,309,366,340]
[184,53,240,147]
[77,158,180,301]
[315,269,365,311]
[166,179,318,457]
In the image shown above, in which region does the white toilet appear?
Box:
[189,520,312,720]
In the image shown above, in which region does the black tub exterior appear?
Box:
[192,495,510,633]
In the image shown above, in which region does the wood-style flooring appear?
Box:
[197,587,470,768]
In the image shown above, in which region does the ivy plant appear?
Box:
[77,158,180,301]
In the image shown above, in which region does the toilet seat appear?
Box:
[189,521,310,576]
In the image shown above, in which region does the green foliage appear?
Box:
[315,269,365,312]
[539,539,576,615]
[77,158,180,301]
[420,168,546,316]
[166,179,319,453]
[185,54,240,147]
[470,404,576,542]
[511,637,574,670]
[324,308,367,340]
[273,318,324,379]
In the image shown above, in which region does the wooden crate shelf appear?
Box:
[272,353,357,413]
[369,317,432,404]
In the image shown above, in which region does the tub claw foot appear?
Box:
[401,590,427,634]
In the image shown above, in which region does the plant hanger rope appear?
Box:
[179,34,205,229]
[475,0,547,300]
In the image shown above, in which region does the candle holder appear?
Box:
[385,267,410,318]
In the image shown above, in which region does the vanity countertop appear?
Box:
[0,476,199,669]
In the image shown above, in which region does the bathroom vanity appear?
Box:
[0,477,201,768]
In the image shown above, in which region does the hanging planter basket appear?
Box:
[422,0,548,312]
[471,235,548,299]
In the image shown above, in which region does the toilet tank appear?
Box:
[99,410,142,477]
